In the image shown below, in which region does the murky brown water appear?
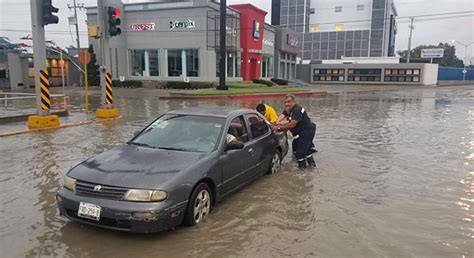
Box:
[1,86,473,257]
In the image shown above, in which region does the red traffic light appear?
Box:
[108,7,121,17]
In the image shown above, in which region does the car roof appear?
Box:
[167,107,256,118]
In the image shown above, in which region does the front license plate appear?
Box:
[77,202,101,221]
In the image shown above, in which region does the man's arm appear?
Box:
[274,114,287,125]
[273,119,299,132]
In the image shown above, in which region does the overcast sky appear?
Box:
[0,0,473,61]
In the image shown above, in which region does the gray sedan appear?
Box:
[56,107,288,233]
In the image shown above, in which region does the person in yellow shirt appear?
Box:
[256,103,278,123]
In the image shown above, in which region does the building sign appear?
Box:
[287,34,298,47]
[248,49,262,54]
[421,48,444,58]
[226,26,237,37]
[263,39,274,47]
[129,23,156,31]
[253,20,261,40]
[169,19,196,30]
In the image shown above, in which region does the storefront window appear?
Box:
[216,51,241,78]
[261,56,273,78]
[130,49,160,77]
[168,49,199,77]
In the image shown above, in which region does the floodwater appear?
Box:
[0,86,473,257]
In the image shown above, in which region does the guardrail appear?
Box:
[0,92,67,109]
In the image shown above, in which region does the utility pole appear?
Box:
[406,17,414,64]
[217,0,228,90]
[30,0,47,116]
[72,0,81,51]
[28,0,60,129]
[97,0,107,107]
[68,1,84,87]
[95,0,120,118]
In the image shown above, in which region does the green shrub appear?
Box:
[165,81,215,90]
[271,78,289,86]
[252,79,274,86]
[112,80,143,88]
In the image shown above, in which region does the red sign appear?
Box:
[78,50,91,65]
[129,23,156,31]
[287,34,298,47]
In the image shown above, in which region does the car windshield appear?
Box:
[130,114,225,153]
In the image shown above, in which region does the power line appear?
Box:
[0,11,472,36]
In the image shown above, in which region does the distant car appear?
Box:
[57,107,288,233]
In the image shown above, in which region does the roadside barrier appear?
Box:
[39,69,51,110]
[105,72,113,105]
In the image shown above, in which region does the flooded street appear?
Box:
[0,86,473,257]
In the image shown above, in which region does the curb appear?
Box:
[0,109,69,124]
[161,91,328,100]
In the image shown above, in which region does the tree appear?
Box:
[87,44,100,86]
[397,42,464,68]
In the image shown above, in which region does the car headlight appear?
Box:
[124,189,167,202]
[63,176,76,192]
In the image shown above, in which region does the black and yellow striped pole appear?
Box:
[39,69,51,111]
[96,70,120,118]
[105,72,113,105]
[27,68,60,129]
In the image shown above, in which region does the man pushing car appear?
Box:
[272,94,316,169]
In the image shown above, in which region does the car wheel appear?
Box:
[268,149,282,174]
[184,183,212,226]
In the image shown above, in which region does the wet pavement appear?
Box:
[0,85,473,257]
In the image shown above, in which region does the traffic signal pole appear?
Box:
[31,0,47,116]
[95,0,119,118]
[28,0,60,128]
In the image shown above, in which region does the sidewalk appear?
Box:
[0,108,68,123]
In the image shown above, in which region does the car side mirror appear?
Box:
[226,141,244,151]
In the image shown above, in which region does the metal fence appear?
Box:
[0,92,66,110]
[438,67,474,80]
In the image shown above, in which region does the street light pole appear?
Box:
[452,40,474,81]
[406,17,414,64]
[217,0,228,90]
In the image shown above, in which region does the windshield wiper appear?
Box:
[129,142,156,149]
[157,147,190,152]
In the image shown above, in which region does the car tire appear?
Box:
[184,183,212,227]
[268,149,282,174]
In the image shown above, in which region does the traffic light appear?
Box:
[42,0,59,26]
[107,7,121,37]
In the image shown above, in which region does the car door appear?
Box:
[245,113,274,175]
[220,115,256,194]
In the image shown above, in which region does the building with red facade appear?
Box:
[86,0,299,83]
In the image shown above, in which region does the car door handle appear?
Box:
[248,148,254,153]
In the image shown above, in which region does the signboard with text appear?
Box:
[253,20,261,40]
[129,23,156,31]
[169,19,196,30]
[287,34,299,47]
[421,48,444,59]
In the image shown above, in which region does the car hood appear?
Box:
[68,144,207,189]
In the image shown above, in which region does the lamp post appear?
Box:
[452,40,474,81]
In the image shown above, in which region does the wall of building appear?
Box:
[278,0,310,33]
[274,0,397,61]
[87,1,246,82]
[310,63,438,85]
[7,53,26,90]
[308,0,373,32]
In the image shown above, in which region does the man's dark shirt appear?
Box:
[282,104,314,135]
